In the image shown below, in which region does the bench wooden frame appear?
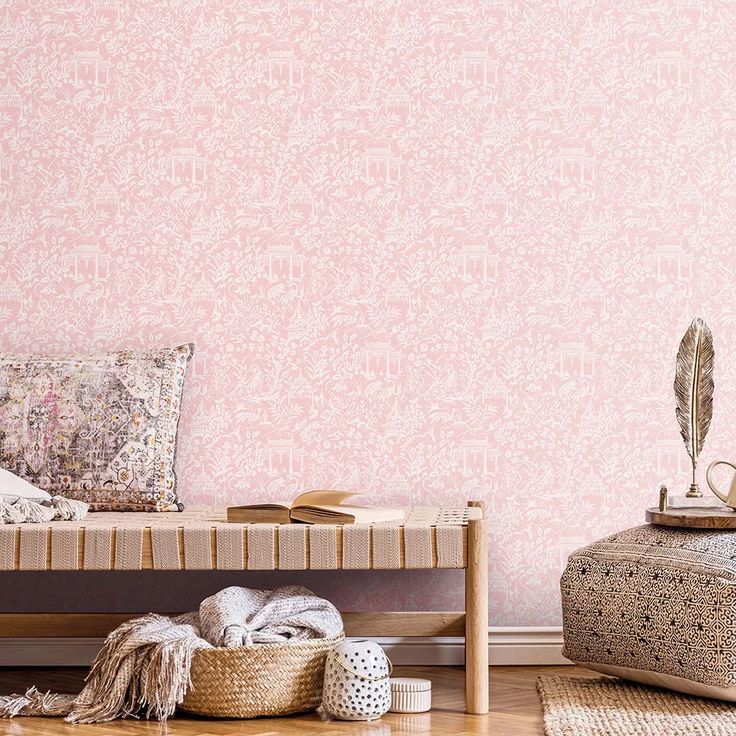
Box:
[0,502,489,714]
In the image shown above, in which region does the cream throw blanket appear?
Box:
[0,468,89,523]
[0,495,88,523]
[0,586,343,723]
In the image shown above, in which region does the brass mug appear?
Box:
[706,460,736,508]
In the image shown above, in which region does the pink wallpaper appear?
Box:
[2,1,734,626]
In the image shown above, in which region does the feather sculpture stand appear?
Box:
[674,318,715,498]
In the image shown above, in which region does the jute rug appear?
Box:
[537,676,736,735]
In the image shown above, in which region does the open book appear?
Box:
[226,490,405,525]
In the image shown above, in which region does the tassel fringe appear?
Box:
[0,687,75,718]
[0,495,89,524]
[0,500,24,524]
[12,497,55,523]
[65,614,205,723]
[51,496,89,521]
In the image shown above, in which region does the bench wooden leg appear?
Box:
[465,502,489,714]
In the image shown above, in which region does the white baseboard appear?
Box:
[0,627,569,667]
[379,627,569,666]
[486,627,569,666]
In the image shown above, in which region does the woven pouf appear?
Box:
[180,632,344,718]
[561,524,736,701]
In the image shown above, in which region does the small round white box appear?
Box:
[389,677,432,713]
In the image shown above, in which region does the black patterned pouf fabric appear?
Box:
[561,524,736,699]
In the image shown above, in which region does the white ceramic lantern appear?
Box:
[322,640,392,721]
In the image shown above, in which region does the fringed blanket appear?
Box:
[0,586,343,723]
[0,495,88,523]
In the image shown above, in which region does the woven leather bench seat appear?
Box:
[562,523,736,700]
[0,507,479,572]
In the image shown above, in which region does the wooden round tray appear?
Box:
[646,506,736,529]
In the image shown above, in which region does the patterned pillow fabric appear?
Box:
[562,524,736,701]
[0,344,193,511]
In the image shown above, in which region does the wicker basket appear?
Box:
[180,632,344,718]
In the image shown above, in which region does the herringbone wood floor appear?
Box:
[0,664,595,735]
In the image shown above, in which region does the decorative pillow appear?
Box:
[0,467,52,503]
[0,344,193,511]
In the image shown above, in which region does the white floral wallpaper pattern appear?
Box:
[2,0,735,625]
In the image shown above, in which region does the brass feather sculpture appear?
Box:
[674,318,715,498]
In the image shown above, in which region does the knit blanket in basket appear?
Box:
[0,585,343,723]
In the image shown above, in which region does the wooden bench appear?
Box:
[0,501,489,714]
